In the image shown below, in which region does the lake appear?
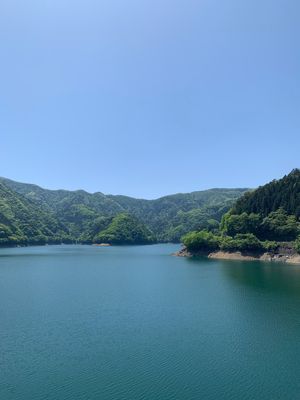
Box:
[1,244,300,399]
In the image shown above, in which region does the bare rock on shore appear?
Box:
[208,251,259,261]
[173,247,192,257]
[286,254,300,264]
[175,247,300,265]
[208,251,300,265]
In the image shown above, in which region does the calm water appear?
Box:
[1,244,300,400]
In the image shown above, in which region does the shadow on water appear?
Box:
[219,259,300,298]
[183,254,300,298]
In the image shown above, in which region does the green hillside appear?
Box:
[232,169,300,218]
[94,213,156,245]
[0,177,247,246]
[0,182,70,246]
[183,170,300,253]
[107,189,248,241]
[223,169,300,241]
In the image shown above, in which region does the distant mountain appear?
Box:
[108,189,247,241]
[0,177,248,246]
[0,182,70,246]
[94,213,156,245]
[0,177,124,240]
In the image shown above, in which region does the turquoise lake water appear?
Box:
[0,244,300,399]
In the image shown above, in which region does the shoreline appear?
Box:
[175,247,300,265]
[0,241,170,250]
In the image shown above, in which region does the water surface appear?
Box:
[1,244,300,399]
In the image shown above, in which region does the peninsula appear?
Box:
[177,169,300,264]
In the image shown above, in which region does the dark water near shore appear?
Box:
[1,244,300,399]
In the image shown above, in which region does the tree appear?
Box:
[294,237,300,254]
[221,212,261,236]
[182,231,220,252]
[261,208,299,241]
[220,233,264,252]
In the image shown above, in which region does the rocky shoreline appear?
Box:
[175,247,300,265]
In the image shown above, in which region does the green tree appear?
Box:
[94,213,156,245]
[294,237,300,254]
[220,233,264,252]
[221,212,261,236]
[182,231,220,252]
[261,208,299,241]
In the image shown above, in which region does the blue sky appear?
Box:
[1,0,299,198]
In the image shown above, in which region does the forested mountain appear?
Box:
[94,213,156,245]
[108,189,247,241]
[232,169,300,217]
[183,169,300,254]
[0,182,70,246]
[0,177,247,246]
[223,169,300,241]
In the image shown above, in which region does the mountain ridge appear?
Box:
[0,176,248,245]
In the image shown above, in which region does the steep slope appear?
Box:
[0,182,70,245]
[182,169,300,257]
[94,213,156,245]
[222,169,300,242]
[232,169,300,217]
[108,189,248,241]
[0,177,123,239]
[0,177,247,243]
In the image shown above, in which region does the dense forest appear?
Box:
[232,169,300,217]
[2,171,300,250]
[183,170,300,254]
[0,177,246,246]
[94,213,156,245]
[0,182,71,246]
[108,189,246,241]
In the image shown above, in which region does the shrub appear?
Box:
[261,209,299,241]
[294,237,300,254]
[220,233,264,253]
[233,233,264,252]
[219,236,238,251]
[221,212,261,236]
[262,240,279,252]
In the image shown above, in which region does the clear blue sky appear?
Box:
[1,0,299,198]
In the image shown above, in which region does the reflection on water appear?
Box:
[1,245,300,400]
[220,259,300,297]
